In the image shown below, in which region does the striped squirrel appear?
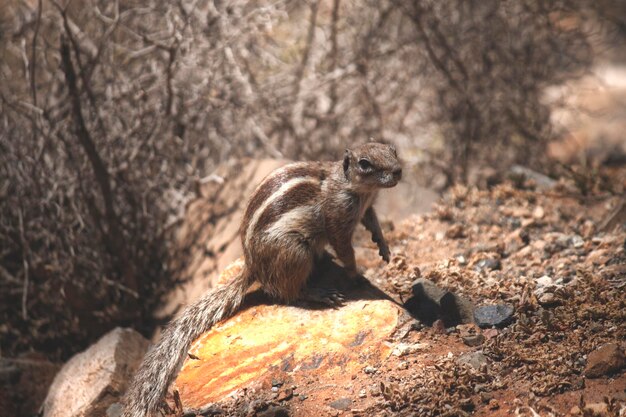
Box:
[122,142,402,416]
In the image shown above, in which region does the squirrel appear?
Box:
[122,142,402,416]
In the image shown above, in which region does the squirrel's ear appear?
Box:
[343,149,352,174]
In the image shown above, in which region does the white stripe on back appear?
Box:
[245,176,320,246]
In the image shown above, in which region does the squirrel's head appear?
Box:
[343,142,402,192]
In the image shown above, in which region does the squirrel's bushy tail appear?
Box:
[122,269,251,417]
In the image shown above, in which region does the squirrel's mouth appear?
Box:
[381,178,399,188]
[384,169,401,187]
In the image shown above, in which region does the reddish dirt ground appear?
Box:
[167,172,625,417]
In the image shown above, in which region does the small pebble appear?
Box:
[571,234,584,249]
[462,334,485,347]
[474,258,501,272]
[538,292,558,306]
[364,366,378,374]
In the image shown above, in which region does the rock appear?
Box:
[42,328,150,417]
[458,324,485,346]
[452,295,476,324]
[483,329,499,340]
[534,275,562,298]
[535,275,553,288]
[455,254,468,265]
[537,292,559,306]
[538,293,559,306]
[509,165,556,190]
[408,278,475,326]
[462,334,485,347]
[329,398,352,411]
[276,388,293,402]
[364,366,378,375]
[0,356,60,417]
[457,351,489,370]
[474,304,514,328]
[174,260,402,411]
[571,234,585,249]
[584,343,626,378]
[473,257,501,272]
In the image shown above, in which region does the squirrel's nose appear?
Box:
[392,167,402,180]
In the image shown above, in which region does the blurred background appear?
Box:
[1,0,625,361]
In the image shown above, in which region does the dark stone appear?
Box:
[474,304,514,328]
[329,397,352,411]
[447,293,476,325]
[406,279,475,326]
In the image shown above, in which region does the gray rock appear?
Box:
[42,328,149,417]
[535,275,553,288]
[457,351,489,370]
[509,165,556,190]
[474,304,514,328]
[329,397,352,411]
[571,234,584,249]
[364,366,378,374]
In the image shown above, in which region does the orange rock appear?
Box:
[174,262,401,409]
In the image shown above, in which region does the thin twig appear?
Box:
[17,208,30,320]
[29,0,42,108]
[327,0,341,116]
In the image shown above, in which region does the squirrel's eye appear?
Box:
[358,159,372,170]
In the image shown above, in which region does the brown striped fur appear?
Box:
[122,143,401,416]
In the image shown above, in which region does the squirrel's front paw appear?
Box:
[379,244,391,263]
